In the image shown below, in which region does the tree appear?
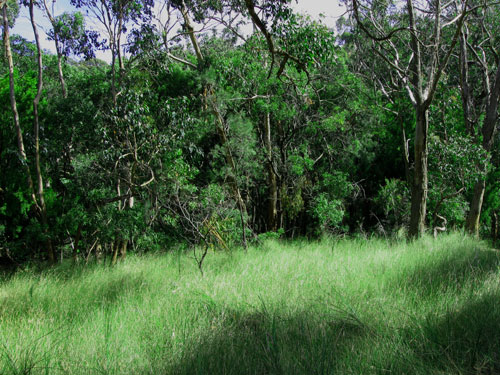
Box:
[71,0,152,104]
[459,3,500,236]
[27,0,56,262]
[349,0,469,237]
[44,7,100,97]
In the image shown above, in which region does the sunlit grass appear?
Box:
[1,233,499,374]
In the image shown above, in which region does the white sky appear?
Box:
[11,0,345,62]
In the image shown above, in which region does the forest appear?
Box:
[0,0,500,263]
[2,0,500,374]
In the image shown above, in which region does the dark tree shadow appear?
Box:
[382,245,500,374]
[137,306,371,375]
[0,271,148,323]
[395,245,500,297]
[399,292,500,375]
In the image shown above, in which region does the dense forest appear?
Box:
[1,0,499,266]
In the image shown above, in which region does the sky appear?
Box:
[11,0,346,62]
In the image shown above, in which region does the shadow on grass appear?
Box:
[398,291,500,375]
[0,271,148,323]
[141,305,370,375]
[1,271,150,375]
[395,245,500,297]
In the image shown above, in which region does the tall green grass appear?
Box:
[1,233,499,374]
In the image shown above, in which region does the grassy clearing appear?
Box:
[1,233,500,374]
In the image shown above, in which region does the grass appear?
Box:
[1,233,500,374]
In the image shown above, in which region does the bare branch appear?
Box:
[352,0,410,41]
[167,52,197,68]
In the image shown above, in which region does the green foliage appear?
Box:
[428,135,486,227]
[1,0,19,28]
[48,11,100,59]
[2,0,500,261]
[310,194,344,232]
[257,228,284,242]
[375,178,410,231]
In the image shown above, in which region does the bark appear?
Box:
[30,0,55,263]
[116,8,125,88]
[117,14,124,72]
[466,179,486,236]
[111,48,117,105]
[120,191,134,262]
[263,113,278,231]
[119,239,127,260]
[400,119,412,186]
[111,239,119,265]
[408,108,429,238]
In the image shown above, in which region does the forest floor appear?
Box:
[1,233,500,374]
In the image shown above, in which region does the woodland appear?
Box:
[2,1,500,374]
[0,0,500,266]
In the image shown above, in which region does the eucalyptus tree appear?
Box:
[42,1,67,97]
[70,0,153,104]
[44,8,100,97]
[25,0,58,262]
[65,0,155,262]
[348,0,470,237]
[1,0,58,261]
[150,0,257,247]
[1,0,29,199]
[458,3,500,236]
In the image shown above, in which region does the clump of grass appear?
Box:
[1,233,499,374]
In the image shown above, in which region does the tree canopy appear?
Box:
[1,0,499,265]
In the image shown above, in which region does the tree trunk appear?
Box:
[2,6,38,208]
[30,0,55,263]
[54,35,67,98]
[492,211,498,246]
[111,48,117,106]
[72,223,82,262]
[465,63,500,236]
[111,240,119,265]
[119,193,134,261]
[264,113,278,231]
[180,2,203,63]
[465,179,485,236]
[408,108,429,238]
[119,239,127,261]
[42,0,67,99]
[117,11,125,84]
[400,119,412,186]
